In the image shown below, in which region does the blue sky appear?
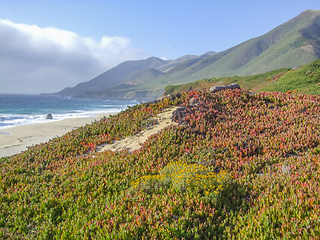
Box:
[1,0,320,93]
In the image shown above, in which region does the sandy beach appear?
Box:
[0,106,180,158]
[0,113,113,158]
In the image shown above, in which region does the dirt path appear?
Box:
[97,106,179,153]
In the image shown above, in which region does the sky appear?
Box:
[1,0,320,94]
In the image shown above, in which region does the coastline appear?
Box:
[0,113,114,158]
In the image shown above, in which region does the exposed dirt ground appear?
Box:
[97,106,179,153]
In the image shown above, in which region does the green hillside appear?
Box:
[156,54,201,72]
[261,59,320,94]
[124,68,164,85]
[164,57,202,74]
[2,89,320,238]
[164,59,320,96]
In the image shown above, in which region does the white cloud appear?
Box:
[0,19,146,94]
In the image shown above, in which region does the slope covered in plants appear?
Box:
[164,68,291,95]
[1,89,320,239]
[164,59,320,97]
[261,59,320,94]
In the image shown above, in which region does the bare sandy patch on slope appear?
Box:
[97,106,179,153]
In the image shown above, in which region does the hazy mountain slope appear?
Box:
[164,51,217,75]
[124,68,164,84]
[57,57,168,96]
[164,57,203,74]
[200,51,217,58]
[133,43,259,90]
[156,54,199,72]
[142,48,241,87]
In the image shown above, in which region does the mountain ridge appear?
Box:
[56,9,320,100]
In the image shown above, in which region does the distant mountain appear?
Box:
[124,68,164,85]
[56,10,320,100]
[156,54,200,72]
[57,57,168,97]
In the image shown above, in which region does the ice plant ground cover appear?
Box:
[1,89,320,239]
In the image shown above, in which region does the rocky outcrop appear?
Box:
[46,113,53,119]
[171,107,192,125]
[209,83,240,93]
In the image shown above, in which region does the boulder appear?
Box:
[209,83,241,93]
[46,113,53,119]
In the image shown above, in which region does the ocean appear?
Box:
[0,94,137,129]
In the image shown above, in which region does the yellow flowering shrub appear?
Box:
[161,162,231,195]
[131,161,232,196]
[130,174,168,194]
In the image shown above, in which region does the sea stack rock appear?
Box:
[46,113,53,119]
[209,83,241,93]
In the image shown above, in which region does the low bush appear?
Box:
[131,161,232,199]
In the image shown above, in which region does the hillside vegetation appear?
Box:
[1,88,320,239]
[164,59,320,96]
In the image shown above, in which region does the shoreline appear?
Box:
[0,113,114,158]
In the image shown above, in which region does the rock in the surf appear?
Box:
[46,113,53,119]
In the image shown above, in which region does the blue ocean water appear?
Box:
[0,94,137,129]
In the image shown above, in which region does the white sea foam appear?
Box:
[0,109,124,129]
[0,94,136,129]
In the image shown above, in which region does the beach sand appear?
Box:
[0,113,113,158]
